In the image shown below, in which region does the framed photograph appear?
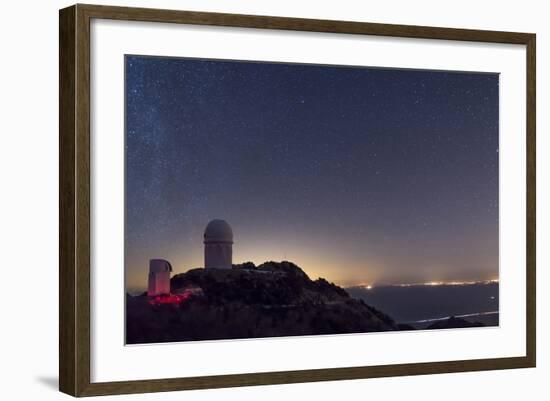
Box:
[59,4,536,397]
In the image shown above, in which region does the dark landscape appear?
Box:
[126,262,492,344]
[347,282,499,329]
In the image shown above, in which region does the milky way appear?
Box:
[125,55,499,291]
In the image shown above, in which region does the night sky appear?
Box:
[125,55,499,292]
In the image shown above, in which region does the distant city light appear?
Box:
[362,279,499,289]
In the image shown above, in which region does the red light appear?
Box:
[148,291,193,306]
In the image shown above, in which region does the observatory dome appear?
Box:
[204,219,233,243]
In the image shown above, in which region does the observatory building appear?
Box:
[204,219,233,269]
[147,259,172,296]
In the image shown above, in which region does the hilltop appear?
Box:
[126,261,397,344]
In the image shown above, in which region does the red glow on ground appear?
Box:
[148,291,192,306]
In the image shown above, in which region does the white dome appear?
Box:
[204,219,233,243]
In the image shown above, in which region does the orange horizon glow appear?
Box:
[125,249,499,293]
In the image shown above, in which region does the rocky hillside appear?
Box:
[126,261,397,344]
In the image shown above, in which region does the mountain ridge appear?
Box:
[126,261,397,344]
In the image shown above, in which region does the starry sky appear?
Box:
[125,55,499,292]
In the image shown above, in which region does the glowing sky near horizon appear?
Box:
[125,56,499,291]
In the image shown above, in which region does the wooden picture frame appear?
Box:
[59,3,536,397]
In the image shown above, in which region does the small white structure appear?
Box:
[204,219,233,269]
[147,259,172,296]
